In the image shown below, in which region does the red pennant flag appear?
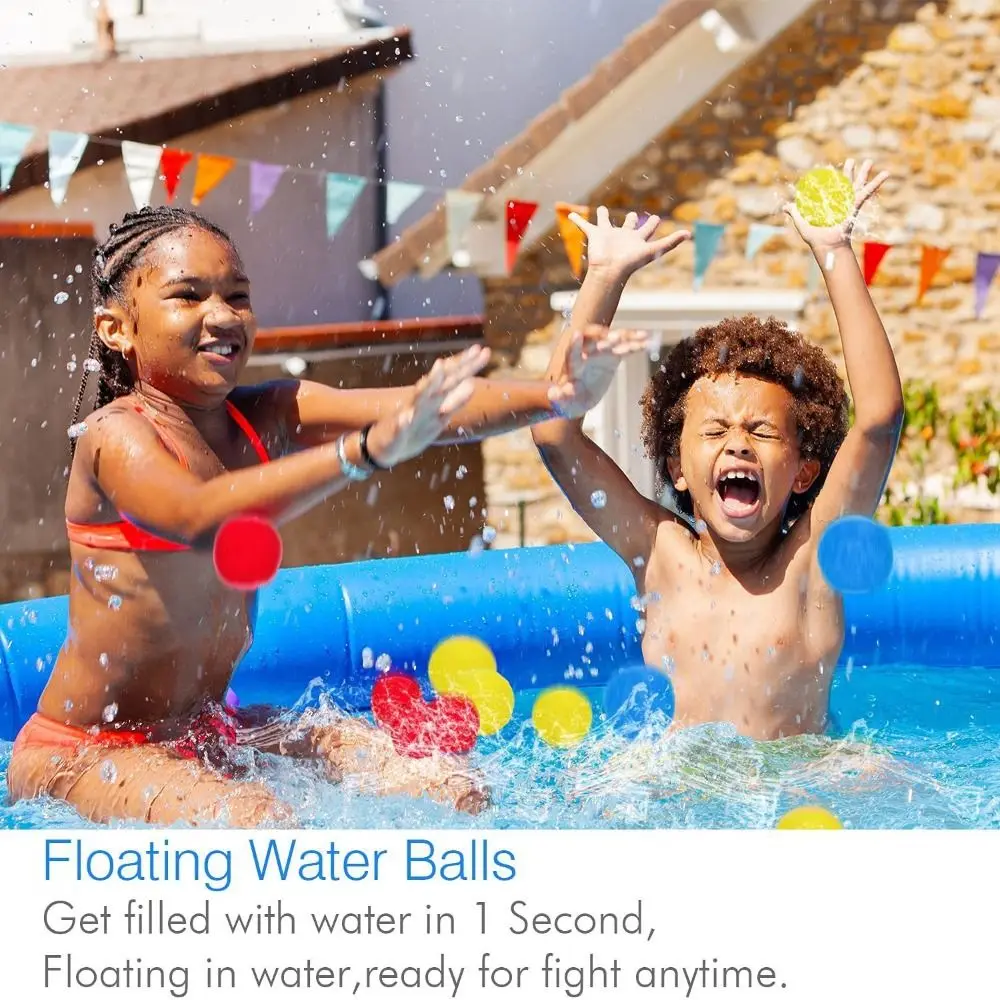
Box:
[917,245,950,304]
[506,199,538,273]
[863,242,892,286]
[160,148,193,202]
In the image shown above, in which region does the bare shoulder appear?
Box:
[643,515,697,580]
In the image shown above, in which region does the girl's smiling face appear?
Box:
[667,374,820,543]
[97,227,257,405]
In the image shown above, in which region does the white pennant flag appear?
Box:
[385,181,425,225]
[121,141,163,209]
[746,224,785,261]
[445,190,484,258]
[47,131,89,206]
[0,122,33,191]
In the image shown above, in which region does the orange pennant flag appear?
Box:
[917,245,950,304]
[555,202,590,279]
[191,154,235,206]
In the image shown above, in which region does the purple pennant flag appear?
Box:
[975,252,1000,320]
[249,162,285,217]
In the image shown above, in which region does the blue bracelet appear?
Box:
[550,398,573,419]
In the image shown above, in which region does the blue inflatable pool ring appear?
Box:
[818,515,894,594]
[603,665,674,737]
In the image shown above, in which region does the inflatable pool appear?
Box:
[1,525,999,738]
[3,526,1000,830]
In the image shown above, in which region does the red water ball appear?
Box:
[429,695,480,754]
[371,674,422,733]
[213,515,283,590]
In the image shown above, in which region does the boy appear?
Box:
[535,160,903,741]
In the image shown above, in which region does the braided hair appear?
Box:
[70,205,236,449]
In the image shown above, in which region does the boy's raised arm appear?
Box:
[532,209,690,571]
[789,160,904,539]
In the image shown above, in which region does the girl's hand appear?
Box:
[547,324,650,418]
[784,159,890,251]
[570,206,691,281]
[367,345,490,466]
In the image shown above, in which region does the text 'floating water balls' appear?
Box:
[532,687,593,748]
[776,805,843,830]
[603,665,675,736]
[428,635,514,736]
[213,515,283,590]
[817,515,894,594]
[794,167,855,228]
[428,635,497,693]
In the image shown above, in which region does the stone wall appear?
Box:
[483,0,1000,548]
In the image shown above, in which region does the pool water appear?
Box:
[2,664,999,830]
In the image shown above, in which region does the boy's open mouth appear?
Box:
[715,468,762,519]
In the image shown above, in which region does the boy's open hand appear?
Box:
[547,324,649,418]
[569,206,691,280]
[784,159,890,251]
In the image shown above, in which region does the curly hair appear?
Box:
[641,314,849,524]
[70,205,237,454]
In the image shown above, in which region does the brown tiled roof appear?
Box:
[0,31,413,197]
[371,0,710,284]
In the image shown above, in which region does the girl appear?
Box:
[6,205,647,827]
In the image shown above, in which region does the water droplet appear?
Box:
[102,702,118,723]
[98,653,109,668]
[53,291,69,304]
[590,489,607,508]
[710,561,722,576]
[366,483,379,506]
[766,645,777,658]
[694,519,707,534]
[792,365,805,389]
[93,564,118,583]
[456,465,467,480]
[468,535,485,557]
[443,495,455,511]
[83,358,100,373]
[100,760,118,783]
[635,619,646,635]
[107,595,122,611]
[65,360,78,373]
[482,525,497,544]
[63,699,74,711]
[661,655,675,676]
[67,421,88,439]
[361,647,374,669]
[718,344,729,364]
[375,653,392,673]
[35,657,45,672]
[632,555,645,568]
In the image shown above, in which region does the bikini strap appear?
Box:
[133,403,191,471]
[225,400,270,464]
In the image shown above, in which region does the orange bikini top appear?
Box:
[66,399,271,553]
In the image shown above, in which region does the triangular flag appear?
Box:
[916,245,950,304]
[160,148,193,202]
[0,122,33,191]
[249,162,285,216]
[555,202,590,279]
[863,242,892,286]
[975,252,1000,319]
[385,181,424,225]
[506,199,538,272]
[746,223,784,261]
[444,190,483,257]
[693,221,726,289]
[47,130,88,206]
[191,154,235,206]
[326,173,367,239]
[121,141,162,210]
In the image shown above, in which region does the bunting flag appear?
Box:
[249,161,285,216]
[693,221,726,289]
[385,181,424,226]
[120,141,162,210]
[326,173,367,239]
[916,245,950,304]
[555,202,590,279]
[47,131,88,206]
[0,122,33,191]
[975,252,1000,319]
[191,154,235,206]
[807,255,822,293]
[444,190,483,258]
[863,241,892,286]
[160,148,193,202]
[506,199,538,273]
[746,224,785,261]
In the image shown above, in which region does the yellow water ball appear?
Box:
[428,635,497,694]
[794,167,855,228]
[532,687,593,748]
[439,667,515,736]
[776,805,843,830]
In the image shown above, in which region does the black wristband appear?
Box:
[359,423,389,471]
